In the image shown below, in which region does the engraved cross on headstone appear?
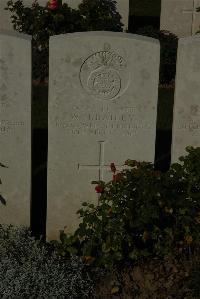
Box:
[182,0,200,35]
[78,141,122,181]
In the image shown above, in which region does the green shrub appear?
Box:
[5,0,123,82]
[78,0,123,31]
[50,146,200,269]
[187,261,200,297]
[5,0,85,82]
[134,26,178,85]
[0,224,94,298]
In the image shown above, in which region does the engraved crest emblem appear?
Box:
[80,50,130,100]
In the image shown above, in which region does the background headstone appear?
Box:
[47,31,160,241]
[0,30,32,226]
[160,0,200,37]
[171,35,200,162]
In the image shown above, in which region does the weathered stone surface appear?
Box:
[160,0,200,37]
[171,35,200,162]
[0,30,31,226]
[47,31,160,240]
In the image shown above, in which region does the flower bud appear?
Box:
[95,185,104,193]
[47,0,58,10]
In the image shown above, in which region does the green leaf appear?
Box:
[76,208,83,215]
[102,242,111,253]
[91,181,100,184]
[113,252,122,260]
[128,250,138,260]
[66,246,78,255]
[179,208,187,215]
[59,230,67,243]
[88,204,95,208]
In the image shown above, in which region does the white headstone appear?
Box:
[0,30,32,226]
[47,31,160,241]
[160,0,200,37]
[171,35,200,162]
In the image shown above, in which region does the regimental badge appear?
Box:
[79,50,130,100]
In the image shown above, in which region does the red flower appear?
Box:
[110,163,116,174]
[47,0,58,10]
[95,185,104,193]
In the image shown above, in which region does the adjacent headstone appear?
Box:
[160,0,200,37]
[47,31,160,241]
[0,30,31,226]
[171,35,200,162]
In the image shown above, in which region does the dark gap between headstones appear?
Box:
[30,46,48,241]
[154,87,175,172]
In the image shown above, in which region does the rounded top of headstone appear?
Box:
[49,31,159,45]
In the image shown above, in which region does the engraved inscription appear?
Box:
[78,141,123,180]
[0,59,10,108]
[178,120,200,131]
[0,94,10,108]
[80,51,130,100]
[87,69,121,99]
[55,105,152,137]
[78,141,108,181]
[177,106,200,134]
[0,120,25,133]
